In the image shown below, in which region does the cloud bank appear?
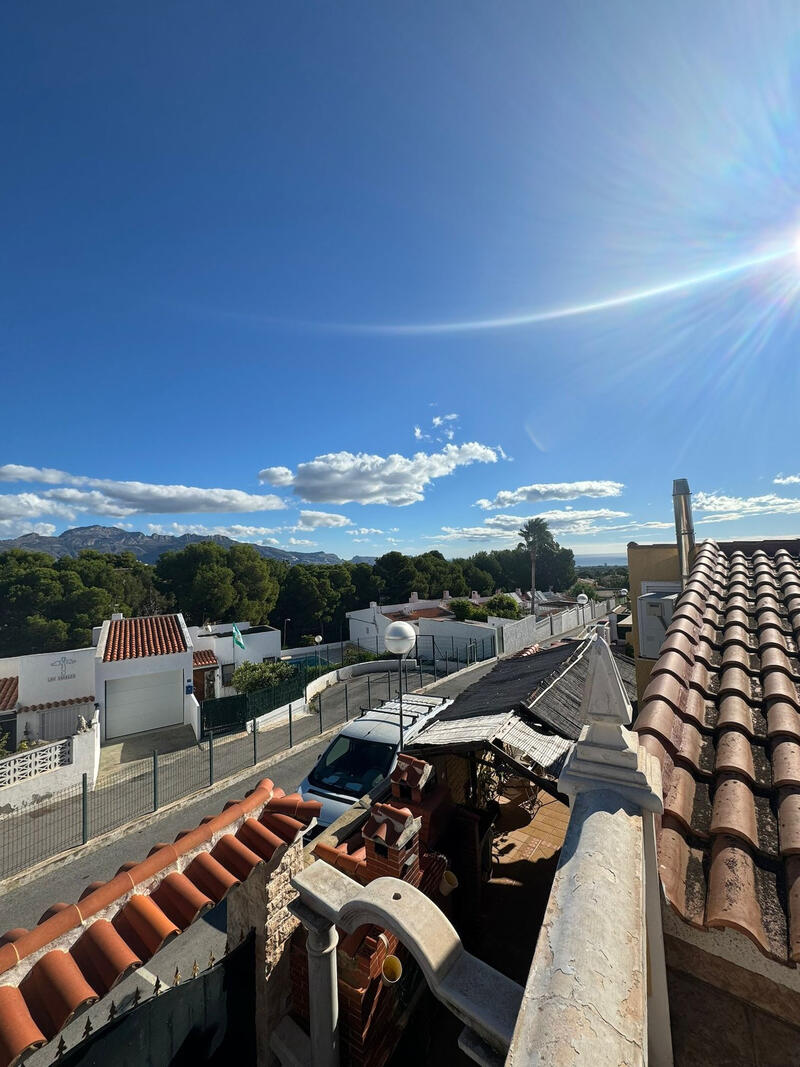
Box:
[259,442,499,506]
[476,480,624,510]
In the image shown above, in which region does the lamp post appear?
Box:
[314,633,323,669]
[619,587,628,606]
[576,592,589,626]
[283,618,291,648]
[384,620,416,753]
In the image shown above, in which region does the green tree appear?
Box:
[228,544,280,623]
[483,593,521,620]
[517,518,556,600]
[275,567,328,642]
[373,551,418,604]
[25,615,70,651]
[569,580,597,601]
[189,563,237,623]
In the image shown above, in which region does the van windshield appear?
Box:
[308,735,396,798]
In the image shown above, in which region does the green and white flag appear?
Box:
[232,623,246,651]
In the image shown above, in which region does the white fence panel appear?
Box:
[0,737,72,788]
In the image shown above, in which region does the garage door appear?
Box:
[106,670,183,739]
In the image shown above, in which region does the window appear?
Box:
[221,663,235,686]
[308,735,396,798]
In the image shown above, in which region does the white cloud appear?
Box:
[259,442,499,506]
[345,527,384,536]
[774,474,800,485]
[287,537,316,547]
[259,466,294,487]
[413,426,426,440]
[0,465,287,514]
[146,522,282,545]
[427,507,651,545]
[0,465,74,485]
[476,480,625,510]
[694,490,800,522]
[432,413,458,428]
[0,520,58,539]
[294,510,353,530]
[0,493,78,521]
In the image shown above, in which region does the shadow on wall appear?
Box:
[56,934,256,1067]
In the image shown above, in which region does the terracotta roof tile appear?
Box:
[102,615,187,662]
[0,679,17,714]
[192,649,218,668]
[17,696,94,714]
[635,538,800,964]
[0,774,318,1066]
[0,986,45,1066]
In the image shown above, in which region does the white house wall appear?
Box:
[18,647,96,707]
[95,649,193,743]
[417,617,496,659]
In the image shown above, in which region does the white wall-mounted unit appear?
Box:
[637,592,680,659]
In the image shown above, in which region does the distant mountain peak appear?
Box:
[0,525,348,566]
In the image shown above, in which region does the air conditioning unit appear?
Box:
[637,591,680,659]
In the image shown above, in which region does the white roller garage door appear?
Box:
[106,670,183,739]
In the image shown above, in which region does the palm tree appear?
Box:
[517,518,554,612]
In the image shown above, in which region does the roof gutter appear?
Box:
[672,478,696,590]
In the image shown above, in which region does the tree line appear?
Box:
[0,527,577,656]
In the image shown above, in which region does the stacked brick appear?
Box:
[291,755,456,1067]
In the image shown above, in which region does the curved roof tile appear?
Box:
[635,538,800,964]
[0,776,320,1067]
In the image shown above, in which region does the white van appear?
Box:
[298,694,450,831]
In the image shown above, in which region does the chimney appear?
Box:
[471,590,479,602]
[362,803,421,884]
[111,612,123,621]
[673,478,696,589]
[409,591,418,603]
[443,589,450,601]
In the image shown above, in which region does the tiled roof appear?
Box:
[383,607,453,621]
[103,615,187,662]
[635,539,800,964]
[0,781,320,1066]
[17,696,94,714]
[192,649,218,668]
[0,679,17,714]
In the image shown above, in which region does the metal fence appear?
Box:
[0,661,445,881]
[200,667,307,737]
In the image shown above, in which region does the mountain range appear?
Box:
[0,526,377,566]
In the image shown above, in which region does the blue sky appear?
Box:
[4,1,800,561]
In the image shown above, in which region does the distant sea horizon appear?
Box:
[573,554,628,567]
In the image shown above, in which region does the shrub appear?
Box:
[483,594,521,620]
[232,659,298,693]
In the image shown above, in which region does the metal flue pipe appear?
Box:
[672,478,696,589]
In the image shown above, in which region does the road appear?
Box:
[0,656,497,976]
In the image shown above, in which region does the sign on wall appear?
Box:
[47,655,78,684]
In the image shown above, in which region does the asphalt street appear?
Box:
[0,656,498,972]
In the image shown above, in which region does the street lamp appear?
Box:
[314,634,322,669]
[283,618,291,647]
[384,620,416,753]
[619,588,629,604]
[576,592,589,624]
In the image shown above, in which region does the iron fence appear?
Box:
[0,663,437,880]
[200,667,307,737]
